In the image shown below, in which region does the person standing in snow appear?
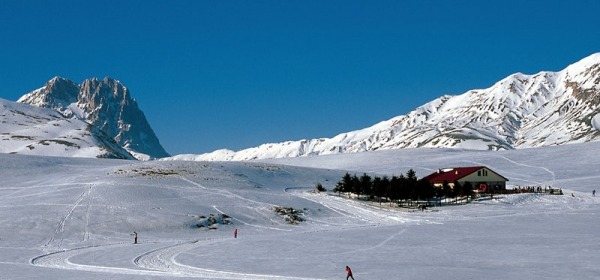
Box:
[234,228,238,238]
[345,266,355,280]
[132,231,138,244]
[593,189,596,197]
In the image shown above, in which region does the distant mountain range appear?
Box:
[2,54,599,161]
[4,77,169,159]
[170,52,600,161]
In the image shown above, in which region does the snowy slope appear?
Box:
[0,98,134,159]
[172,53,600,161]
[18,77,169,160]
[1,142,599,279]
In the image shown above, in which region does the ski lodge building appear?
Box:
[422,166,508,193]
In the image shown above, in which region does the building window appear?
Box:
[478,170,481,176]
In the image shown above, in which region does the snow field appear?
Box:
[1,142,600,279]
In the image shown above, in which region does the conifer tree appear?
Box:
[388,176,401,205]
[462,181,474,197]
[359,173,372,196]
[373,176,388,204]
[340,172,353,193]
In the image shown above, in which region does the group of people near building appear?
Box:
[511,185,559,194]
[511,186,598,197]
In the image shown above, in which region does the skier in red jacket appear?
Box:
[346,266,355,280]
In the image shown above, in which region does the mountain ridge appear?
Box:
[169,52,600,161]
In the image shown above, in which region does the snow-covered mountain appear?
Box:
[171,53,600,161]
[0,98,135,159]
[18,77,169,160]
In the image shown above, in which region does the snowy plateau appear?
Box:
[171,53,600,161]
[0,142,599,279]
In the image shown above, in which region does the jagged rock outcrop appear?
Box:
[18,77,169,159]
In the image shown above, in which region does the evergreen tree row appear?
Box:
[332,170,474,205]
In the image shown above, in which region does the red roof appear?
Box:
[423,166,487,183]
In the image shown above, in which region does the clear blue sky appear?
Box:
[1,1,599,155]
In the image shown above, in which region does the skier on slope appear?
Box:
[346,266,355,280]
[593,189,596,197]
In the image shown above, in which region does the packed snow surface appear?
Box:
[1,142,600,279]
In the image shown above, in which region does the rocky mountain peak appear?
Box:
[17,76,79,110]
[79,77,131,111]
[18,77,169,159]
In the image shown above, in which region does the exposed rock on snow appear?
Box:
[273,206,306,224]
[196,214,232,229]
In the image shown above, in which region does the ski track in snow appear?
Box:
[0,185,83,200]
[213,206,289,231]
[497,155,557,183]
[289,189,423,229]
[134,240,325,279]
[31,243,173,277]
[180,176,292,229]
[83,184,94,242]
[178,176,274,208]
[463,154,556,185]
[317,228,409,257]
[45,184,94,249]
[32,240,325,279]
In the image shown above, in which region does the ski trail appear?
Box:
[292,191,413,225]
[177,177,291,231]
[213,206,289,231]
[31,244,174,277]
[83,184,94,242]
[45,184,93,249]
[495,155,556,183]
[369,228,407,250]
[134,241,325,279]
[467,154,556,184]
[32,241,325,279]
[1,185,83,200]
[0,182,85,199]
[286,189,361,221]
[178,176,273,208]
[319,228,408,257]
